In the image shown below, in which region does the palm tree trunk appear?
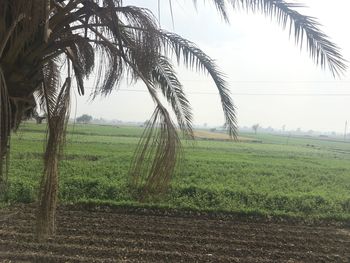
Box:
[0,67,11,196]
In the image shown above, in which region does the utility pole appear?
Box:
[344,121,348,141]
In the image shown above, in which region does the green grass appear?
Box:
[3,122,350,221]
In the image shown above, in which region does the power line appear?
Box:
[80,87,350,96]
[89,76,350,83]
[117,76,350,83]
[217,93,350,96]
[180,80,350,83]
[113,89,350,96]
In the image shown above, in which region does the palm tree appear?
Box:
[0,0,346,240]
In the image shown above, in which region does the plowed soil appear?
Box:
[0,205,349,262]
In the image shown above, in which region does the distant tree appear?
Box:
[252,124,259,135]
[76,114,92,124]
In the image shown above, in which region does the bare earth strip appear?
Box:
[0,205,349,262]
[193,130,255,142]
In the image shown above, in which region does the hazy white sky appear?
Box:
[73,0,350,133]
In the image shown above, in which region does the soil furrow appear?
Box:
[3,217,350,246]
[4,222,350,250]
[0,238,347,263]
[10,206,347,232]
[2,224,350,257]
[0,230,347,256]
[0,240,261,263]
[1,206,349,262]
[0,251,132,263]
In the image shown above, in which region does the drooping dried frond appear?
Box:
[36,75,71,241]
[40,60,60,117]
[115,6,161,79]
[65,38,95,96]
[123,58,182,198]
[130,105,180,199]
[0,0,45,64]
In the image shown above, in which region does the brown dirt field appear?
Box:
[0,205,349,262]
[193,130,255,142]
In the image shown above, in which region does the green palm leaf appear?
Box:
[191,0,347,76]
[159,31,237,137]
[152,56,193,137]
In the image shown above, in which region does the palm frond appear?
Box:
[65,44,86,96]
[211,0,230,22]
[0,12,26,59]
[206,0,347,76]
[130,105,180,199]
[36,76,71,241]
[41,59,60,117]
[92,43,124,96]
[115,6,160,77]
[0,0,45,64]
[123,56,181,199]
[152,56,193,137]
[159,31,237,138]
[72,37,95,78]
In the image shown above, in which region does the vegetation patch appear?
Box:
[4,123,350,221]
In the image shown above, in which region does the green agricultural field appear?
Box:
[4,122,350,221]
